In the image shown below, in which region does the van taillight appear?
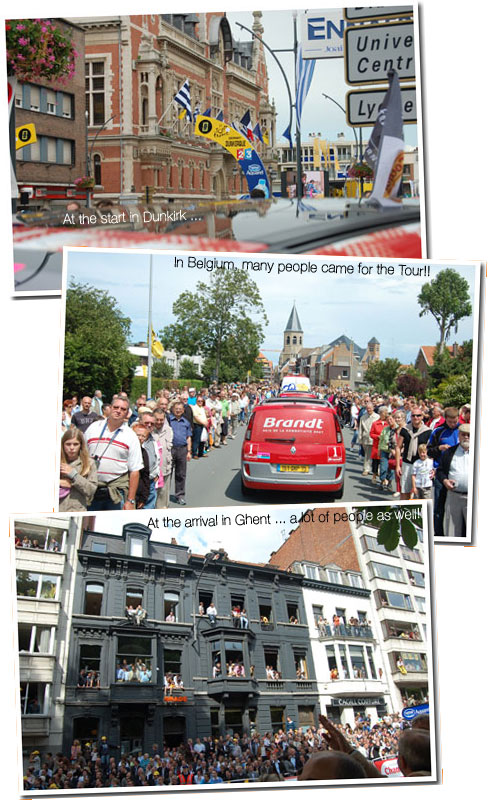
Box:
[333,412,342,443]
[245,412,255,440]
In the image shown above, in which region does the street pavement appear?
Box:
[168,421,396,509]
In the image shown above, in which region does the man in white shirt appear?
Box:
[436,424,470,537]
[85,395,143,510]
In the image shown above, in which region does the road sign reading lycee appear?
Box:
[345,22,415,85]
[347,86,417,125]
[15,123,37,150]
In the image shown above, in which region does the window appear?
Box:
[259,601,273,627]
[84,583,103,615]
[414,595,426,613]
[293,650,308,679]
[399,652,427,672]
[199,590,213,612]
[270,706,285,733]
[325,645,338,674]
[91,541,106,554]
[164,591,179,621]
[286,602,300,624]
[79,644,101,680]
[62,94,73,118]
[298,706,315,726]
[86,60,106,125]
[164,649,182,675]
[16,571,59,600]
[407,569,425,588]
[116,637,153,682]
[349,645,367,678]
[347,572,364,588]
[378,590,413,611]
[337,644,349,679]
[400,545,423,563]
[129,537,144,558]
[226,641,245,677]
[326,568,341,584]
[371,562,405,582]
[126,587,143,609]
[46,89,56,114]
[18,624,54,653]
[14,523,65,552]
[303,564,319,580]
[263,647,280,677]
[312,605,324,626]
[30,86,40,111]
[20,682,49,715]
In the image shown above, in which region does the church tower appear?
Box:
[279,303,303,369]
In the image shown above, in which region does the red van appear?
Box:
[241,397,345,498]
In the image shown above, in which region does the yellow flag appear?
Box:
[151,328,164,359]
[179,108,187,120]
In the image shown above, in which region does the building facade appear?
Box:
[69,13,277,202]
[268,508,430,719]
[62,522,319,756]
[278,304,380,389]
[14,19,87,207]
[15,516,81,757]
[350,513,429,710]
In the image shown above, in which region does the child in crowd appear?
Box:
[411,443,435,499]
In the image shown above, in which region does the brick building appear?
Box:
[69,12,277,202]
[14,19,87,207]
[415,343,461,381]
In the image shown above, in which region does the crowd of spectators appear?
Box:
[23,712,431,789]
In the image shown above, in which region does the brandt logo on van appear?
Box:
[263,417,324,430]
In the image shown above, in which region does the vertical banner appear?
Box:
[8,75,17,202]
[195,116,270,197]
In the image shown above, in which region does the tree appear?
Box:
[178,358,200,381]
[64,281,136,399]
[435,375,471,408]
[159,271,268,382]
[353,506,422,551]
[417,269,472,354]
[364,358,401,393]
[396,371,427,398]
[151,360,174,379]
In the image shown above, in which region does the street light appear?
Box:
[85,111,121,206]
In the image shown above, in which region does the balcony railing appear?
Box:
[318,624,374,640]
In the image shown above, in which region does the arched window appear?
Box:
[84,583,104,615]
[93,154,102,186]
[141,96,148,127]
[126,587,143,609]
[164,591,179,621]
[286,336,290,345]
[293,336,297,345]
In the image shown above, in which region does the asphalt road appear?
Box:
[168,422,395,509]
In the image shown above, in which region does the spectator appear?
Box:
[59,426,98,511]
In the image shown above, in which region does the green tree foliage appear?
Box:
[354,506,422,551]
[151,360,174,379]
[364,357,401,393]
[178,358,201,380]
[417,269,472,354]
[435,375,471,408]
[64,281,135,399]
[159,271,268,382]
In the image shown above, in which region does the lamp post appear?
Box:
[235,20,297,194]
[85,111,120,206]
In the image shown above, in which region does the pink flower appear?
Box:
[16,23,25,30]
[18,36,28,45]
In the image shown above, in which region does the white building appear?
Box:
[128,343,204,378]
[349,514,429,711]
[290,559,392,727]
[14,516,82,757]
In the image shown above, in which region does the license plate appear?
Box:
[277,465,309,473]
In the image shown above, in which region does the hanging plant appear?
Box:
[6,19,78,83]
[347,162,373,180]
[74,176,95,190]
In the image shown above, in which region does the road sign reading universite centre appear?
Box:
[346,86,417,125]
[345,21,415,85]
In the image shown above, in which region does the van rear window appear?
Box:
[252,406,335,440]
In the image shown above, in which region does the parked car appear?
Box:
[241,396,345,498]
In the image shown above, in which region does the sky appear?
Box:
[92,502,422,564]
[226,7,419,148]
[65,249,477,367]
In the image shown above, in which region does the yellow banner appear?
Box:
[313,137,322,169]
[195,116,250,156]
[16,123,37,150]
[320,139,330,168]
